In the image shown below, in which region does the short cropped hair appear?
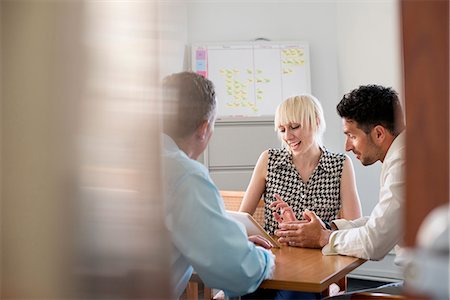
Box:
[336,85,403,136]
[274,94,326,146]
[162,72,216,138]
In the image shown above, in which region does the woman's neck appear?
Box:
[291,144,322,168]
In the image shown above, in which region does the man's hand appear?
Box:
[269,194,297,223]
[274,210,332,248]
[248,235,273,249]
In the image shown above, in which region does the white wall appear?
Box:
[158,2,189,77]
[335,0,402,217]
[186,1,342,152]
[186,0,401,217]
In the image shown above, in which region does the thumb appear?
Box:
[303,209,318,222]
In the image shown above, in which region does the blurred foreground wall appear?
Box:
[1,1,170,298]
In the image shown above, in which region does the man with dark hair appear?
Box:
[161,72,274,299]
[275,84,406,261]
[337,85,404,137]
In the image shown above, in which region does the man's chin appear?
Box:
[360,159,376,166]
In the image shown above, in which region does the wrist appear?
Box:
[320,229,332,248]
[324,221,338,231]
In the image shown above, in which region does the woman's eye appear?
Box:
[291,125,299,130]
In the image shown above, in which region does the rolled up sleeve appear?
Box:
[322,139,405,261]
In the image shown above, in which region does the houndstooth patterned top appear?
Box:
[263,147,345,234]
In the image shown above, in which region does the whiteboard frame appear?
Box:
[190,41,311,122]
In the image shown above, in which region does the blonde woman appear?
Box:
[240,95,362,237]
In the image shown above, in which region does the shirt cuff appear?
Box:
[331,219,353,230]
[322,230,339,256]
[257,247,276,280]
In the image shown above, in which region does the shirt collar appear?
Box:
[162,133,187,159]
[384,130,406,163]
[162,133,177,150]
[317,146,335,173]
[272,146,334,173]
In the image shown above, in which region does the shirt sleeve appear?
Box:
[167,171,275,297]
[332,217,370,230]
[322,154,404,260]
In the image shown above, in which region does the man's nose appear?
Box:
[345,139,352,152]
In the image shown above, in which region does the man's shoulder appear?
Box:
[163,153,209,182]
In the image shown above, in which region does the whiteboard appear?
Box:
[191,41,311,119]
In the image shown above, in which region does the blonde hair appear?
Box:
[274,94,326,146]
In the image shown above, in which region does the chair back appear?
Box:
[220,190,265,226]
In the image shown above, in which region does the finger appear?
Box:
[261,235,273,247]
[274,202,289,211]
[277,236,289,246]
[274,229,283,237]
[302,209,312,221]
[280,206,293,215]
[277,236,288,243]
[256,237,273,249]
[278,236,297,246]
[269,200,283,209]
[273,194,286,203]
[249,235,273,249]
[269,201,282,209]
[274,229,297,237]
[283,210,297,222]
[278,222,303,230]
[273,212,283,223]
[284,220,308,224]
[288,240,298,247]
[269,201,287,209]
[303,209,320,222]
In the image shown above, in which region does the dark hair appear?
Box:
[336,85,404,135]
[162,72,216,138]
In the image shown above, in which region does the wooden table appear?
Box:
[260,245,366,297]
[187,245,365,299]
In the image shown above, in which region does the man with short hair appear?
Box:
[162,72,275,299]
[276,84,405,261]
[275,84,406,297]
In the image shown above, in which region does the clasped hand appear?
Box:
[270,194,331,248]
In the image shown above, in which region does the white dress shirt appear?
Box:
[322,131,405,262]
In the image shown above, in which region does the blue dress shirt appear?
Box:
[162,134,274,299]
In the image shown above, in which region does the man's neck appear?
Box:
[174,136,198,160]
[380,130,404,162]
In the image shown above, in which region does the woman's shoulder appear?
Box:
[267,148,290,168]
[268,147,289,158]
[321,147,346,168]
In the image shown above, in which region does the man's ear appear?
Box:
[372,125,386,144]
[195,120,209,140]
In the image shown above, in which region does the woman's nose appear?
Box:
[284,130,293,140]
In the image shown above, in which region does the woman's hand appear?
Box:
[269,194,297,223]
